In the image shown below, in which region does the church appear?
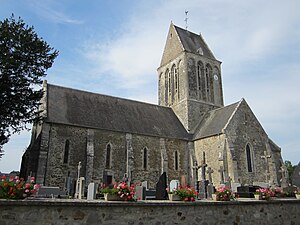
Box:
[20,23,284,191]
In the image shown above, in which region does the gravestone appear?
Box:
[237,185,259,198]
[180,176,187,187]
[37,186,66,198]
[231,182,241,193]
[75,177,85,199]
[169,180,180,192]
[155,172,168,200]
[136,185,146,200]
[253,182,270,188]
[198,152,208,199]
[207,167,214,199]
[87,183,97,200]
[141,181,148,190]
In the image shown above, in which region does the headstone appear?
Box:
[37,186,66,198]
[198,152,208,199]
[155,172,168,200]
[87,183,97,200]
[261,151,272,183]
[170,180,180,192]
[136,185,146,200]
[218,166,225,184]
[180,176,187,187]
[231,182,241,193]
[141,181,148,190]
[237,185,260,198]
[206,167,214,199]
[75,177,85,199]
[253,182,270,189]
[279,165,288,188]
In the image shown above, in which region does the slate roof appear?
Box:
[46,84,190,140]
[174,25,216,60]
[193,101,240,140]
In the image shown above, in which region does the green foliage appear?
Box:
[284,160,296,184]
[0,14,58,154]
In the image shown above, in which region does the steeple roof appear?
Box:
[159,23,217,67]
[173,25,216,60]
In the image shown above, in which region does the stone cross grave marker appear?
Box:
[218,166,225,184]
[74,161,82,199]
[206,167,214,199]
[198,152,208,199]
[87,183,97,200]
[279,165,288,188]
[261,151,271,183]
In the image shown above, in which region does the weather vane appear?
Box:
[184,10,189,30]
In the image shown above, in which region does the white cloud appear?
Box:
[29,0,84,25]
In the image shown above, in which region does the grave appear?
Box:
[237,185,260,198]
[136,185,146,200]
[36,186,66,198]
[206,167,214,199]
[155,172,168,200]
[253,182,270,189]
[87,183,97,201]
[169,180,180,191]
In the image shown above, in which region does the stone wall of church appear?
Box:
[42,123,190,190]
[194,134,227,187]
[224,100,279,185]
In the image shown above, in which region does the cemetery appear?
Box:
[1,160,300,225]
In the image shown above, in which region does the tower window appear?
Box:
[63,140,70,164]
[106,144,111,168]
[246,144,253,172]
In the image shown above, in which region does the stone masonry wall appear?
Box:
[44,123,190,190]
[0,199,299,225]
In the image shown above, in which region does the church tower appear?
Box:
[157,23,224,133]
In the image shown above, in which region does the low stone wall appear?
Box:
[0,199,299,225]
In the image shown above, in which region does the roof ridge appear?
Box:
[47,83,171,110]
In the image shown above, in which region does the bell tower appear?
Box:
[157,23,224,133]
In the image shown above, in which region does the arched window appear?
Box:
[246,144,253,172]
[197,61,204,99]
[174,151,179,171]
[106,144,111,168]
[143,148,148,170]
[205,64,212,102]
[63,140,69,164]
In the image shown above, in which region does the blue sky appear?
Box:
[0,0,299,172]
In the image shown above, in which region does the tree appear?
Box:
[284,160,296,184]
[0,15,58,155]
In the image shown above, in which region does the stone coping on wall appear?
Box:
[0,197,299,207]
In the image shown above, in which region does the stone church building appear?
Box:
[21,23,284,191]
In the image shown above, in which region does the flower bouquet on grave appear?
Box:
[214,187,234,201]
[0,175,40,199]
[294,189,300,199]
[255,188,274,201]
[99,182,136,201]
[166,186,197,201]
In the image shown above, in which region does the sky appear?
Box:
[0,0,299,173]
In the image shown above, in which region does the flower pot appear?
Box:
[104,193,122,201]
[295,194,300,200]
[168,193,181,201]
[254,194,261,200]
[212,194,217,201]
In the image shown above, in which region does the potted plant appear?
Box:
[255,188,274,201]
[166,186,197,201]
[214,187,234,201]
[99,182,136,201]
[0,175,40,199]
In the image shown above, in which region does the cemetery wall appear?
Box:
[0,199,299,225]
